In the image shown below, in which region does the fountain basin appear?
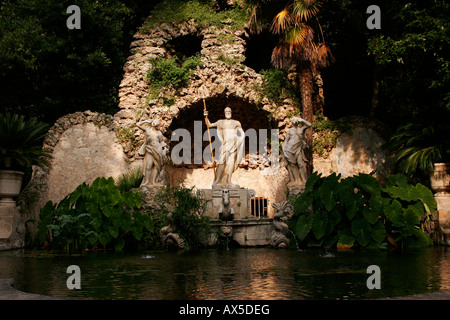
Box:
[210,218,274,247]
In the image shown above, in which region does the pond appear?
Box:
[1,246,450,300]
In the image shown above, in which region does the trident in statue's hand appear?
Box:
[199,86,216,179]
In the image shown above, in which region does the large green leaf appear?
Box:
[371,220,386,244]
[363,195,382,225]
[114,239,125,251]
[99,232,112,247]
[406,229,433,248]
[337,229,355,247]
[324,234,339,248]
[132,225,143,241]
[354,173,381,195]
[351,218,372,247]
[304,171,321,194]
[293,192,313,215]
[294,214,313,241]
[338,187,358,220]
[415,183,437,213]
[320,179,335,212]
[404,207,420,228]
[383,199,403,225]
[69,187,82,206]
[312,211,328,240]
[409,201,425,218]
[108,225,119,239]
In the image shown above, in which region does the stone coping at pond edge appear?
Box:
[1,278,449,300]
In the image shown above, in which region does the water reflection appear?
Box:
[1,247,450,300]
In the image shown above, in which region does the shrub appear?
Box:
[153,185,211,249]
[146,54,203,91]
[139,0,249,33]
[312,112,349,158]
[38,177,152,253]
[390,122,450,178]
[260,68,294,103]
[115,167,143,192]
[0,113,51,170]
[291,172,436,250]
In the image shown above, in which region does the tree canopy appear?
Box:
[0,0,156,123]
[0,0,448,134]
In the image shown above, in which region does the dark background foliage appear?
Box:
[0,0,448,137]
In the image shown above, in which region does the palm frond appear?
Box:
[313,43,335,67]
[0,113,51,170]
[285,23,314,46]
[248,4,264,34]
[292,0,322,22]
[270,8,292,34]
[391,123,447,176]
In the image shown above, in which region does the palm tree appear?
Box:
[247,0,334,171]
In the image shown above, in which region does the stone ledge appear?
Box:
[0,279,63,300]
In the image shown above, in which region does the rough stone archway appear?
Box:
[114,19,299,216]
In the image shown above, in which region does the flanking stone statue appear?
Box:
[136,119,168,187]
[218,188,234,221]
[282,116,312,189]
[159,211,185,250]
[204,107,245,188]
[270,200,294,248]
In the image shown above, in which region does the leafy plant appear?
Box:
[291,172,436,250]
[139,0,249,33]
[154,185,210,249]
[381,174,436,249]
[0,113,51,170]
[312,112,349,158]
[146,54,203,91]
[38,177,152,253]
[390,123,450,178]
[260,68,299,104]
[115,167,144,192]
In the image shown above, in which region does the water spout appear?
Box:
[289,230,301,251]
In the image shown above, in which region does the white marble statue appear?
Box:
[204,107,245,187]
[137,119,167,187]
[282,116,312,187]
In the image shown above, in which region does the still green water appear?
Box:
[1,247,450,300]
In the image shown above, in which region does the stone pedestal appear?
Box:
[431,163,450,245]
[210,218,274,247]
[200,185,255,220]
[436,192,450,245]
[0,206,14,239]
[286,184,305,199]
[0,206,22,250]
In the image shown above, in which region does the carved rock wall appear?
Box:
[43,111,140,204]
[19,21,391,230]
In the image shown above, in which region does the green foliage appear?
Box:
[115,167,144,192]
[312,112,349,158]
[0,0,145,122]
[140,0,249,33]
[367,2,450,116]
[390,123,450,178]
[0,113,51,170]
[154,186,211,250]
[260,68,299,104]
[216,53,242,68]
[291,172,436,250]
[146,54,203,91]
[38,177,151,253]
[381,174,436,248]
